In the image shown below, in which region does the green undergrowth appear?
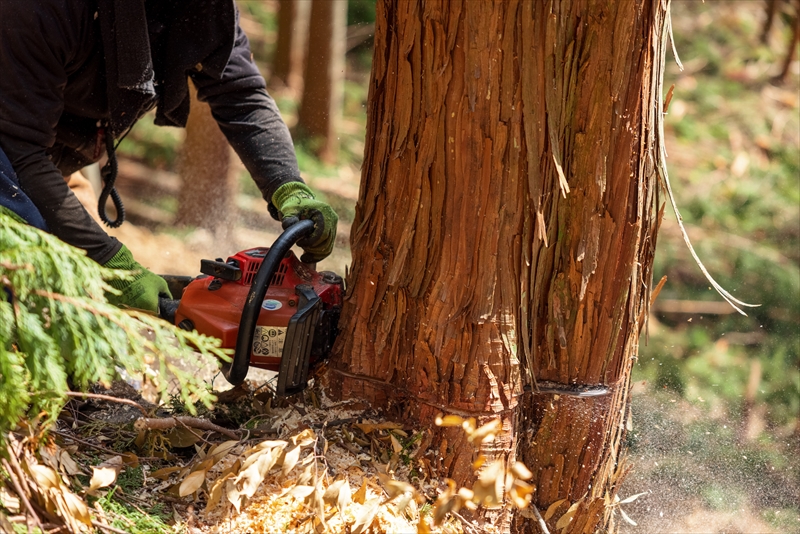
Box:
[95,489,178,534]
[0,210,228,440]
[641,0,798,434]
[625,2,799,531]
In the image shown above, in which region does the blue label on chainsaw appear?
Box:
[262,299,282,310]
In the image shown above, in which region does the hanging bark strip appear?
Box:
[330,1,668,532]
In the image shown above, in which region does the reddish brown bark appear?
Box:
[329,1,668,532]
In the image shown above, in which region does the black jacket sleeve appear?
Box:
[0,0,120,263]
[190,13,302,205]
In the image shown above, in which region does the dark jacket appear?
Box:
[0,0,301,263]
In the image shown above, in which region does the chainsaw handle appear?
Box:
[225,219,316,386]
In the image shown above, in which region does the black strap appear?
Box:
[97,127,125,228]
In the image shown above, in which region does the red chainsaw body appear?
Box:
[173,248,343,371]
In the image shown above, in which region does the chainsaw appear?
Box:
[158,220,343,396]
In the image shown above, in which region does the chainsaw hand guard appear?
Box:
[225,219,316,386]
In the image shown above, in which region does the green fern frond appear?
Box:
[0,209,230,440]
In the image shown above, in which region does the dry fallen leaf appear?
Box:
[544,498,567,521]
[322,478,347,505]
[290,428,316,447]
[151,466,183,480]
[390,434,403,454]
[88,467,117,493]
[432,480,459,526]
[555,499,582,530]
[620,507,638,526]
[236,449,279,500]
[226,478,243,513]
[471,460,505,508]
[355,421,404,434]
[205,473,234,512]
[0,486,20,513]
[510,461,533,480]
[288,485,315,500]
[28,463,60,490]
[509,480,535,508]
[619,491,648,505]
[351,501,380,534]
[417,515,432,534]
[179,470,207,497]
[58,450,82,476]
[208,440,239,460]
[353,479,368,504]
[466,419,501,445]
[282,446,301,476]
[62,490,91,526]
[337,478,352,519]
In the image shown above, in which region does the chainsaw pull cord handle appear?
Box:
[225,219,316,385]
[98,127,126,228]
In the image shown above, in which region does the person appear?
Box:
[0,0,338,314]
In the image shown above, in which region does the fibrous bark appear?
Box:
[329,1,668,532]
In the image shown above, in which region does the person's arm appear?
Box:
[189,19,301,204]
[0,0,121,264]
[197,86,302,205]
[1,137,122,263]
[190,14,337,262]
[0,0,170,313]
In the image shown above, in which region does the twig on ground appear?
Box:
[1,459,44,533]
[65,391,148,417]
[310,417,359,429]
[174,416,215,446]
[91,519,129,534]
[531,504,551,534]
[134,416,239,439]
[51,430,162,462]
[452,511,480,534]
[289,402,307,417]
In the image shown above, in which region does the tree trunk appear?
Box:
[329,1,668,533]
[295,0,347,163]
[175,85,238,239]
[270,0,311,93]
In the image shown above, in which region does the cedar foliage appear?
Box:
[0,210,228,439]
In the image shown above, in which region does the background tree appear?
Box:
[175,86,239,240]
[329,1,669,532]
[270,0,311,93]
[295,0,348,163]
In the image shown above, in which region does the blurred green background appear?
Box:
[622,2,799,532]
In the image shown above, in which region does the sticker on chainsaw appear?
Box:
[252,326,286,357]
[262,299,282,310]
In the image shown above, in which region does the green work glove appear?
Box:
[103,245,172,314]
[271,181,338,263]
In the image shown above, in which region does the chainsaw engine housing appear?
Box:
[173,248,343,382]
